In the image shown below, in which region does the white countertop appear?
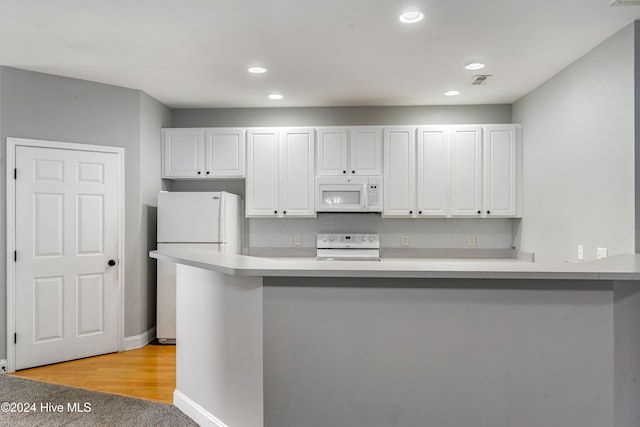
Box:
[149,247,640,280]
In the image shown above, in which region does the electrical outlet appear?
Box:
[597,247,608,259]
[468,235,477,247]
[577,245,584,261]
[401,235,409,246]
[293,234,301,246]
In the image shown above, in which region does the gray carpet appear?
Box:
[0,375,198,426]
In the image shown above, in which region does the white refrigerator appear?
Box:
[156,191,242,343]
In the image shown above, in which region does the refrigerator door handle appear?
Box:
[218,192,226,244]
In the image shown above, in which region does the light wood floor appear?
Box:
[9,344,175,404]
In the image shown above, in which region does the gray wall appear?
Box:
[614,281,640,426]
[0,67,169,358]
[135,93,172,336]
[249,216,513,251]
[172,105,515,251]
[172,105,511,128]
[512,24,635,263]
[264,278,614,427]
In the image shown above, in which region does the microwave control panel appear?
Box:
[367,176,382,210]
[368,185,379,206]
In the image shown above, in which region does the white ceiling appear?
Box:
[1,0,639,108]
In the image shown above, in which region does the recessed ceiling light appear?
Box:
[465,62,485,71]
[444,90,460,96]
[248,66,267,74]
[399,11,424,24]
[268,94,283,100]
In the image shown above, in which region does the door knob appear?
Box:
[108,260,116,267]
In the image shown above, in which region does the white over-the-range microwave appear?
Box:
[316,176,382,212]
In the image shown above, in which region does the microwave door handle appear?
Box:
[362,185,368,210]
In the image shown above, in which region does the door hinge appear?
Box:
[14,333,17,344]
[14,168,17,180]
[14,251,17,262]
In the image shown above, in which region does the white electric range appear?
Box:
[316,233,380,261]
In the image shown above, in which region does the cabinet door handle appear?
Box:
[343,170,346,174]
[206,171,210,175]
[418,211,422,214]
[477,210,481,214]
[197,171,201,175]
[487,210,491,214]
[409,211,413,214]
[352,170,355,174]
[283,211,287,214]
[274,210,278,214]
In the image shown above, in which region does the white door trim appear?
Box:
[6,137,125,373]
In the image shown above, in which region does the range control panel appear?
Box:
[317,234,379,249]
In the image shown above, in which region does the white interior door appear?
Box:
[14,145,121,370]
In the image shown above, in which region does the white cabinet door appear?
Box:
[417,126,450,217]
[317,128,348,176]
[316,127,381,176]
[350,127,382,175]
[162,129,205,178]
[280,128,315,217]
[383,127,415,217]
[205,128,245,178]
[484,125,517,217]
[450,126,482,217]
[246,129,279,217]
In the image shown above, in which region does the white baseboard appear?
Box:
[123,326,156,351]
[174,389,229,427]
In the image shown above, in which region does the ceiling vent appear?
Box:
[610,0,640,5]
[469,75,492,86]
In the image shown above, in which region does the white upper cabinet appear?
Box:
[246,128,315,218]
[165,123,520,219]
[280,129,316,217]
[417,126,450,217]
[450,126,483,217]
[349,127,382,175]
[163,128,245,179]
[204,128,245,178]
[483,125,518,217]
[316,128,348,175]
[383,127,416,217]
[317,127,381,176]
[246,129,280,217]
[162,129,205,178]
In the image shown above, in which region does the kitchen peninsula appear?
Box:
[150,247,640,427]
